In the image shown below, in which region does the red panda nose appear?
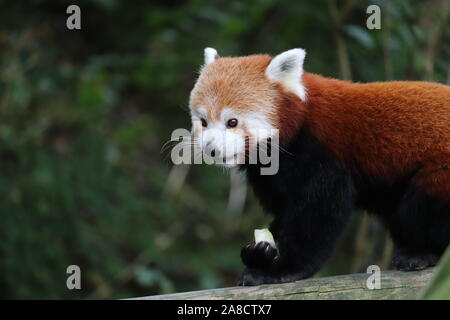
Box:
[205,144,220,158]
[210,148,222,158]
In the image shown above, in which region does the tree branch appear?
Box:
[132,269,434,300]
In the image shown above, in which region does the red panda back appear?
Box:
[300,73,450,201]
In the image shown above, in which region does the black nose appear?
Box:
[210,149,216,157]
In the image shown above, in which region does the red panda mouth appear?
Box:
[222,153,238,163]
[215,153,240,167]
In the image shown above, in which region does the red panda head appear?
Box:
[189,48,307,167]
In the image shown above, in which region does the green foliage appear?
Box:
[0,0,448,299]
[421,247,450,300]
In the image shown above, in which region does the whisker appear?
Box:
[160,135,198,154]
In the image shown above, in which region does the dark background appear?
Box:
[0,0,449,299]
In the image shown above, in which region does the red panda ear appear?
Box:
[266,48,307,101]
[204,47,219,65]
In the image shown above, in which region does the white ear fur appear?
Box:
[265,48,307,101]
[204,47,219,65]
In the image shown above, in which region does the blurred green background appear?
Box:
[0,0,449,299]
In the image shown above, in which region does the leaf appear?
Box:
[421,247,450,299]
[345,25,375,48]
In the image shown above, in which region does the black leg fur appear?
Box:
[240,132,355,286]
[392,248,440,271]
[385,185,450,271]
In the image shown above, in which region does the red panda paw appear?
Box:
[237,268,267,286]
[392,251,440,271]
[240,241,279,270]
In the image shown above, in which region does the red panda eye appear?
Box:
[201,118,207,127]
[227,118,238,128]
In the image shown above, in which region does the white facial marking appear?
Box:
[220,107,236,122]
[265,48,307,101]
[194,107,276,168]
[244,113,274,140]
[199,108,239,167]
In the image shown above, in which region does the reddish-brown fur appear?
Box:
[279,73,450,202]
[190,55,277,122]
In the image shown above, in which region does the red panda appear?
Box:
[189,48,450,286]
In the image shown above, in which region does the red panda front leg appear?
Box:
[239,150,356,286]
[238,179,354,285]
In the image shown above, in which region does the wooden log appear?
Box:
[131,268,434,300]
